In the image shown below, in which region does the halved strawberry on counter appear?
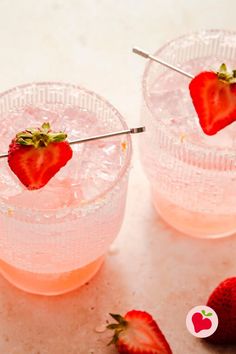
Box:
[206,277,236,345]
[189,64,236,135]
[8,122,73,190]
[107,310,172,354]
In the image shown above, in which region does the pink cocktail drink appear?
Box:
[0,83,131,295]
[140,30,236,238]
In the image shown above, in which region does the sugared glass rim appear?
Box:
[142,29,236,156]
[0,82,132,214]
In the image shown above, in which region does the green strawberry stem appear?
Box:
[107,313,128,346]
[16,122,67,148]
[217,63,236,84]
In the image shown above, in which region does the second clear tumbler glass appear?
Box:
[140,30,236,238]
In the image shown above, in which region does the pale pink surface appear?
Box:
[0,156,235,353]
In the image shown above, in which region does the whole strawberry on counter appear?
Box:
[206,277,236,344]
[107,310,172,354]
[8,122,73,190]
[189,64,236,135]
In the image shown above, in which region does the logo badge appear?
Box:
[186,305,218,338]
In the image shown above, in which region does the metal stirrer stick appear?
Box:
[133,47,194,79]
[0,126,145,159]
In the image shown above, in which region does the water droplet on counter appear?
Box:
[94,324,107,333]
[108,244,119,255]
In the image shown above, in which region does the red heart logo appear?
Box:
[192,312,212,333]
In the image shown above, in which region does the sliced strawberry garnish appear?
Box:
[107,310,172,354]
[8,122,73,190]
[206,277,236,344]
[189,64,236,135]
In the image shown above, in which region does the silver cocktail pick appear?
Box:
[133,47,194,79]
[0,126,145,159]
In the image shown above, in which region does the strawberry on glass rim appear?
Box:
[8,122,73,190]
[189,63,236,136]
[107,310,172,354]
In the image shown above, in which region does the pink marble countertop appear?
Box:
[0,1,236,353]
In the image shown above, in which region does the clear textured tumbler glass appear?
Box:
[0,82,132,295]
[140,30,236,238]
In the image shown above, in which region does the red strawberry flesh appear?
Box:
[8,122,73,190]
[107,310,172,354]
[206,277,236,344]
[189,64,236,135]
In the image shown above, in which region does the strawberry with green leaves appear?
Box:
[107,310,172,354]
[8,122,72,190]
[189,64,236,135]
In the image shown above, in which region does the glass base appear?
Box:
[0,256,104,296]
[153,192,236,239]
